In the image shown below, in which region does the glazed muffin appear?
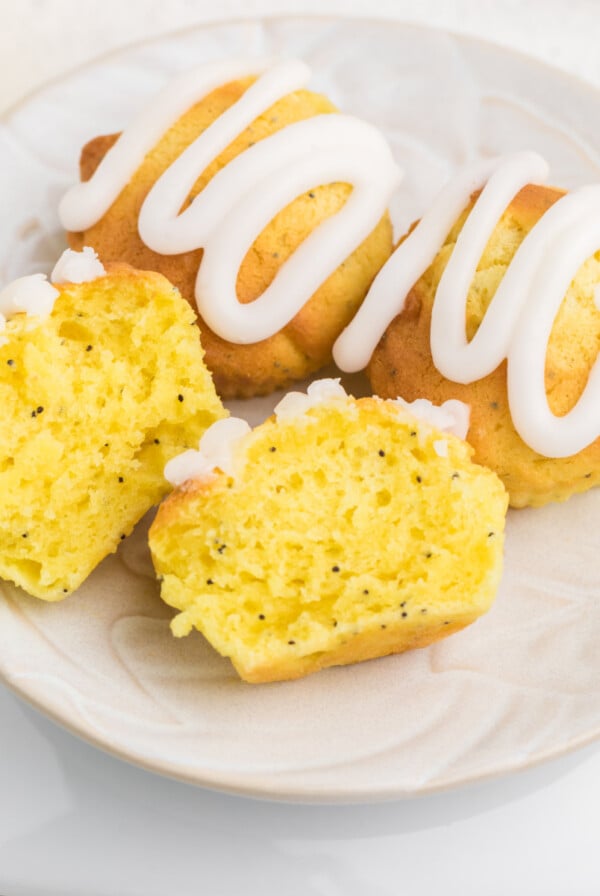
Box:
[0,255,224,600]
[368,184,600,508]
[149,380,508,683]
[67,76,394,399]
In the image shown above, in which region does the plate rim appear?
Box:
[5,12,600,122]
[2,13,600,803]
[4,670,600,804]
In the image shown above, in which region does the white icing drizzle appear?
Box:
[57,59,600,459]
[164,417,251,487]
[507,205,600,457]
[333,151,549,374]
[166,381,470,486]
[0,274,59,343]
[394,397,470,441]
[59,58,401,344]
[334,151,600,459]
[273,377,348,419]
[59,59,281,232]
[51,247,106,284]
[273,379,471,439]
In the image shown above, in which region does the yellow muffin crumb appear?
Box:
[0,264,224,600]
[149,394,508,683]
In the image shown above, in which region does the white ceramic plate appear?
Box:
[1,17,599,803]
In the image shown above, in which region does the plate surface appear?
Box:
[1,17,599,802]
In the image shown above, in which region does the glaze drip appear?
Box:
[59,59,401,345]
[334,152,600,458]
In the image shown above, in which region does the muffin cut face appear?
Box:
[68,76,394,398]
[0,264,224,600]
[149,395,508,683]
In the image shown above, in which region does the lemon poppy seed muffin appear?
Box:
[149,382,508,683]
[68,78,394,399]
[368,184,600,508]
[0,261,224,601]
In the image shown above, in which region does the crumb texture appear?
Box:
[149,399,508,683]
[0,265,224,600]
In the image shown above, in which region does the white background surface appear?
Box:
[4,0,600,114]
[2,0,600,893]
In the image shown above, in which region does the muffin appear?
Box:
[149,380,508,683]
[367,182,600,507]
[0,252,224,600]
[64,64,396,398]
